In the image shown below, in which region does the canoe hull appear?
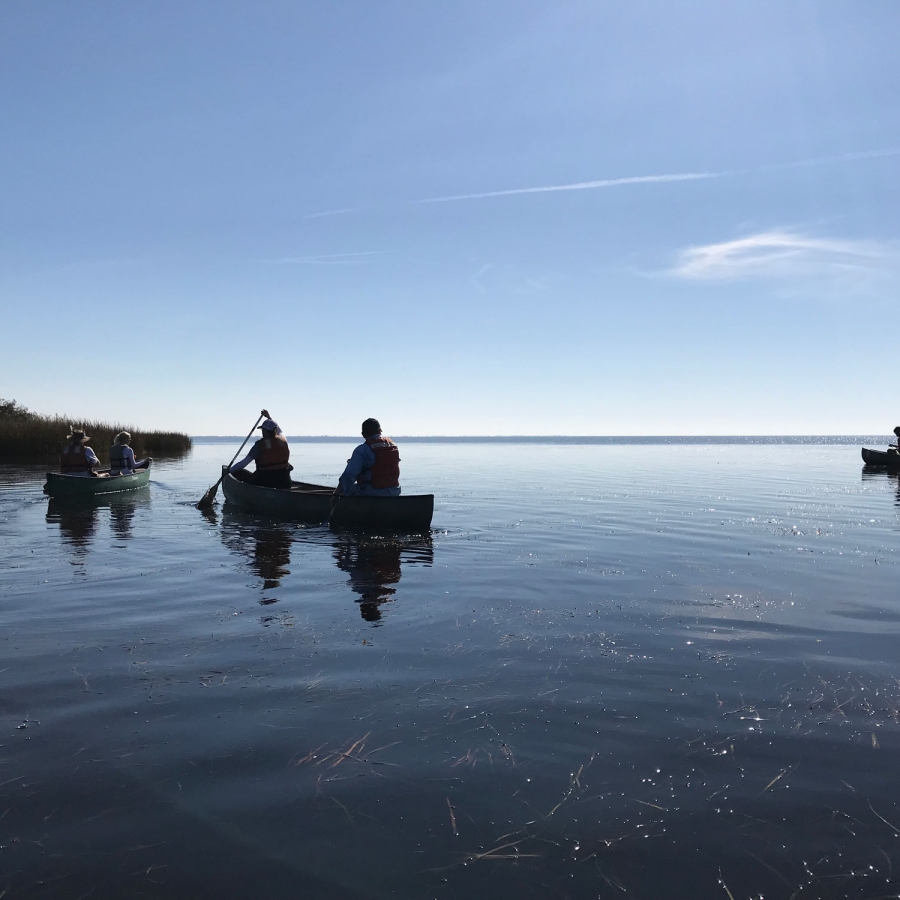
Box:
[861,447,900,468]
[221,472,333,523]
[221,471,434,532]
[43,462,153,497]
[330,493,434,533]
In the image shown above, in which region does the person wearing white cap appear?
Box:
[228,418,293,489]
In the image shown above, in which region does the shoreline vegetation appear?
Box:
[0,399,192,463]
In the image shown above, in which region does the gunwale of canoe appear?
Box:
[43,461,153,497]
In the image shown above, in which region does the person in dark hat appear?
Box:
[335,418,401,497]
[228,417,293,489]
[59,427,101,476]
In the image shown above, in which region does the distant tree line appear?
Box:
[0,398,192,463]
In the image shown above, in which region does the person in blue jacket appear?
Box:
[336,418,401,497]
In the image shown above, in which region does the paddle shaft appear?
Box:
[197,410,268,507]
[224,413,266,472]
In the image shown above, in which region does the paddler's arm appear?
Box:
[335,443,370,495]
[229,443,259,473]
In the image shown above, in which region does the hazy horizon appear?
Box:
[191,433,891,443]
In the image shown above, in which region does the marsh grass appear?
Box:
[0,398,191,463]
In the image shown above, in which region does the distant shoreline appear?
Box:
[193,435,890,445]
[0,399,192,463]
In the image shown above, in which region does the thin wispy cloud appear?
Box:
[418,147,900,205]
[302,208,357,219]
[421,172,718,203]
[268,251,390,265]
[756,147,900,174]
[668,230,893,281]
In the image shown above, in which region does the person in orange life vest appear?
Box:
[59,428,101,476]
[229,418,293,489]
[109,432,151,475]
[335,418,401,497]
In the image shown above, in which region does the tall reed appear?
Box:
[0,399,191,463]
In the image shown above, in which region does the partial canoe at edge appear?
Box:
[861,447,900,467]
[221,471,333,523]
[43,461,153,497]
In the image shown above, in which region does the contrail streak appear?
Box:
[420,172,718,203]
[418,147,900,205]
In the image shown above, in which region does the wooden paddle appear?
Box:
[197,409,269,509]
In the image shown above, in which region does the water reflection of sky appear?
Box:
[2,443,900,899]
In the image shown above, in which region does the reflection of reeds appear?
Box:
[292,733,402,774]
[0,399,191,461]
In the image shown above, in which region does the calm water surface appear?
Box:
[2,441,899,899]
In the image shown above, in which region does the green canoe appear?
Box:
[43,461,153,497]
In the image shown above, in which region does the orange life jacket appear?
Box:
[360,435,400,489]
[255,434,290,471]
[60,442,94,473]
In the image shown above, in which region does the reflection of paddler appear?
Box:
[47,491,147,551]
[333,537,403,622]
[59,428,100,476]
[229,418,293,489]
[108,496,140,541]
[219,511,293,590]
[47,499,100,552]
[250,526,292,590]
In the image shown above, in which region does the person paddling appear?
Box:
[60,428,101,477]
[335,418,401,497]
[890,426,900,454]
[228,418,293,489]
[109,432,151,475]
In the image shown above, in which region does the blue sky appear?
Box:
[2,1,898,435]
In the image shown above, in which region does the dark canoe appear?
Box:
[221,471,333,523]
[861,447,900,468]
[330,492,434,533]
[43,461,153,497]
[221,470,434,532]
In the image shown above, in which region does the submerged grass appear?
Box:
[0,398,191,463]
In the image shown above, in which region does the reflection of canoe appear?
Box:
[43,461,153,497]
[330,493,434,533]
[221,470,434,532]
[861,448,900,468]
[47,487,150,546]
[221,471,333,523]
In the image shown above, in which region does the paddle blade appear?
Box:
[197,482,219,509]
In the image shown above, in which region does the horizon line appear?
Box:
[191,433,889,439]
